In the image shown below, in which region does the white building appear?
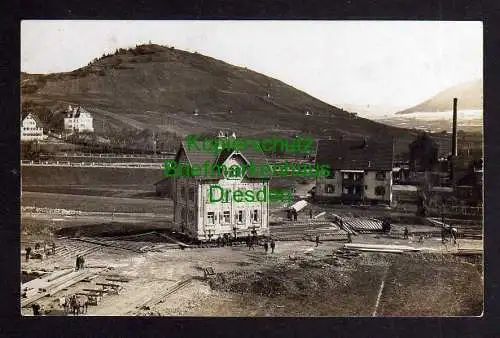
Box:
[314,139,394,204]
[21,113,47,141]
[64,105,94,133]
[170,135,270,241]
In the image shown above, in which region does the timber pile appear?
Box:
[21,269,103,307]
[426,217,483,240]
[342,217,383,233]
[454,248,483,256]
[138,278,193,310]
[343,243,421,254]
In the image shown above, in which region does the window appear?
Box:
[189,210,195,223]
[343,173,349,180]
[235,210,244,223]
[223,211,231,224]
[251,209,259,223]
[180,185,186,199]
[189,187,195,201]
[376,171,386,181]
[375,186,386,196]
[207,212,215,224]
[325,184,335,193]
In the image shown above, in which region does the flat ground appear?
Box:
[20,169,483,317]
[21,238,483,317]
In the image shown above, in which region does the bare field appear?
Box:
[22,191,172,214]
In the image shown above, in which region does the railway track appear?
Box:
[136,278,193,310]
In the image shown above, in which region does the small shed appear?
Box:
[154,177,173,198]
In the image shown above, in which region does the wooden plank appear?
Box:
[96,282,121,287]
[105,278,130,283]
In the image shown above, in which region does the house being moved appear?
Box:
[170,133,271,241]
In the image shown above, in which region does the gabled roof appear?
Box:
[316,138,394,171]
[173,138,270,179]
[67,106,92,118]
[21,112,44,127]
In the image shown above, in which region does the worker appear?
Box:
[315,235,320,247]
[441,226,447,244]
[80,256,85,270]
[264,241,269,254]
[216,235,221,247]
[293,209,298,221]
[75,255,80,271]
[270,239,275,253]
[51,241,56,255]
[347,232,352,243]
[25,246,32,262]
[403,226,409,239]
[34,242,40,250]
[31,303,41,316]
[309,208,313,219]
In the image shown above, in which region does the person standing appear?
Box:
[309,208,313,219]
[264,241,269,254]
[403,226,409,239]
[25,246,32,262]
[270,239,275,254]
[315,235,320,247]
[80,256,85,270]
[347,232,352,243]
[75,255,80,271]
[31,303,41,316]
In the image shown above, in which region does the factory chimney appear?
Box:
[450,98,458,187]
[452,98,458,157]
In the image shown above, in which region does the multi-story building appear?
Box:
[21,113,47,141]
[170,135,270,241]
[314,138,394,204]
[64,105,94,133]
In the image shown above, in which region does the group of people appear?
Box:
[287,209,298,221]
[75,255,85,271]
[262,239,276,254]
[24,241,56,262]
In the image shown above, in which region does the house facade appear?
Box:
[314,139,394,204]
[171,137,270,241]
[21,113,47,141]
[64,105,94,133]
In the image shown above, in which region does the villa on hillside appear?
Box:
[21,112,48,141]
[64,105,94,133]
[313,138,394,204]
[169,133,271,241]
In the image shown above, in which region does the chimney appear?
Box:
[452,98,458,157]
[450,98,458,188]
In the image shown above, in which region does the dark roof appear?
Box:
[315,138,394,171]
[68,106,91,118]
[173,138,270,179]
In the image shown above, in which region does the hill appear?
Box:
[396,79,483,115]
[21,44,453,155]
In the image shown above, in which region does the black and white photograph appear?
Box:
[20,20,483,316]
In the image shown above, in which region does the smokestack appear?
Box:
[452,98,458,157]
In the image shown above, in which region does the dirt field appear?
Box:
[20,168,483,317]
[22,191,172,214]
[21,240,483,317]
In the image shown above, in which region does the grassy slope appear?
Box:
[22,44,423,145]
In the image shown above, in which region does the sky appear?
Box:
[21,20,482,110]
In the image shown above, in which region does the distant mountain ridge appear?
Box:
[21,43,459,156]
[21,44,413,141]
[396,79,482,115]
